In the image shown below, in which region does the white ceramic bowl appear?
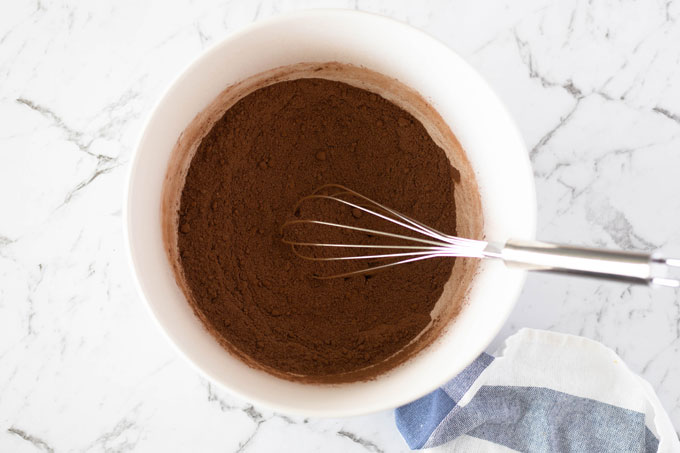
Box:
[124,10,536,417]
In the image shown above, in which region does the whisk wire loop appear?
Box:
[281,184,488,279]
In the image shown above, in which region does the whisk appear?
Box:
[281,184,680,287]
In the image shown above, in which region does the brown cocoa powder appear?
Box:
[177,78,458,381]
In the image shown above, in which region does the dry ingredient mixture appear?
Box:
[177,78,459,380]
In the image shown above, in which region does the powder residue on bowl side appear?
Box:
[177,78,458,381]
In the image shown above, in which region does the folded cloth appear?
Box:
[396,329,679,452]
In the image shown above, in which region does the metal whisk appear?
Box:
[281,184,680,287]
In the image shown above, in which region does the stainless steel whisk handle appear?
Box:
[484,239,680,287]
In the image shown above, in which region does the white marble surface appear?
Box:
[1,0,679,451]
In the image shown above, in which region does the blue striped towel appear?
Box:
[396,329,679,452]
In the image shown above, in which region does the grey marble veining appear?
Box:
[0,0,679,451]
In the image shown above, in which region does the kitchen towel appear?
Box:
[396,328,679,452]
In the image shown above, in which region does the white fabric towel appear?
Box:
[396,329,679,452]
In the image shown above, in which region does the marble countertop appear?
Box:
[1,1,679,451]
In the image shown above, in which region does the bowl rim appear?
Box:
[123,8,537,417]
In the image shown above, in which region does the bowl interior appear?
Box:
[125,10,536,416]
